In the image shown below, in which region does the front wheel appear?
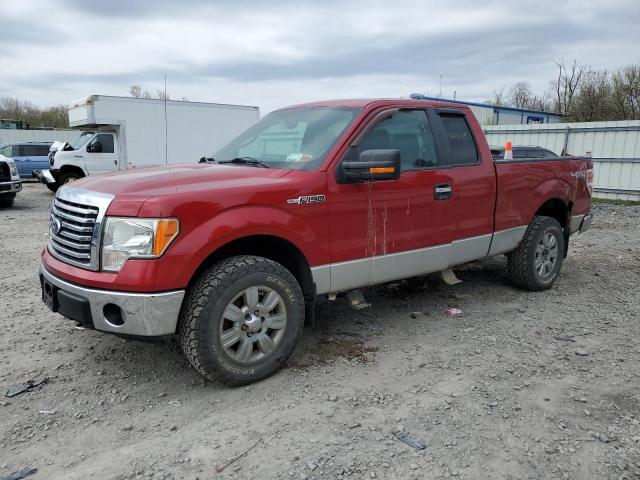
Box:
[178,255,305,386]
[506,215,565,291]
[0,196,15,208]
[58,172,82,185]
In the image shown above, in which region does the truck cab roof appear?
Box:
[281,98,472,111]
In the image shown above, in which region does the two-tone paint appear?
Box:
[41,98,593,306]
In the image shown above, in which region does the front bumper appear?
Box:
[40,266,185,337]
[0,179,22,194]
[36,169,56,185]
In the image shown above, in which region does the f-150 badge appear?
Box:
[287,194,326,205]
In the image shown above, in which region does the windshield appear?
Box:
[214,107,360,170]
[68,132,94,150]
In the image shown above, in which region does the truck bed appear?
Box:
[494,156,593,233]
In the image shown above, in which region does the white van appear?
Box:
[39,95,259,190]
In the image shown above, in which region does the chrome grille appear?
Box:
[48,186,114,271]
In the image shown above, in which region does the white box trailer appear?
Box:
[41,95,259,188]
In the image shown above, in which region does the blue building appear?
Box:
[409,94,563,126]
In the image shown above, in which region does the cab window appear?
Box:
[358,110,438,171]
[438,115,478,166]
[89,134,115,153]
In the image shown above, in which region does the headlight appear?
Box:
[101,217,179,272]
[5,159,18,178]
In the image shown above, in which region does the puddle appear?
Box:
[289,336,379,368]
[318,337,379,363]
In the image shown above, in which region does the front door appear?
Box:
[84,133,118,175]
[327,109,455,291]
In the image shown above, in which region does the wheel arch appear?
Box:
[534,197,572,229]
[188,234,315,300]
[59,164,86,178]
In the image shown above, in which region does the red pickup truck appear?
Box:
[40,98,593,385]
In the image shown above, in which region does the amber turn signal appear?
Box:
[369,167,396,174]
[153,219,180,256]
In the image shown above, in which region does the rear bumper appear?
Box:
[40,266,185,337]
[570,213,592,235]
[0,179,22,194]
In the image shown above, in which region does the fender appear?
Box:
[42,203,327,293]
[177,203,328,275]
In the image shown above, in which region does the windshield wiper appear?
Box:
[219,157,269,168]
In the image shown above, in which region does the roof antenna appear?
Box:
[164,74,168,166]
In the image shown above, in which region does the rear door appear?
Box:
[427,108,496,265]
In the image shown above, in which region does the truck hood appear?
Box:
[76,164,290,195]
[71,164,292,216]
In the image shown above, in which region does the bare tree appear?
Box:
[129,84,143,98]
[552,60,585,116]
[130,84,155,99]
[156,89,170,100]
[508,82,533,109]
[490,87,506,106]
[0,95,69,128]
[612,65,640,120]
[570,69,612,121]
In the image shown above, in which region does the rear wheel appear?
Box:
[507,215,565,291]
[178,255,305,386]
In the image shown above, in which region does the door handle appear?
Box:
[113,160,117,165]
[74,155,84,158]
[434,183,452,200]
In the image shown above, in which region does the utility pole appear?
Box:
[439,74,443,98]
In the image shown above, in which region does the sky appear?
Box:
[1,0,639,114]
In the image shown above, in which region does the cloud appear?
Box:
[0,0,638,113]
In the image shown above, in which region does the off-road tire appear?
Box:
[0,196,14,208]
[507,215,565,291]
[58,172,82,185]
[178,255,305,386]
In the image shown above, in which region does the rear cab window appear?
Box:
[428,109,479,167]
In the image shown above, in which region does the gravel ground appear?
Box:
[1,183,639,480]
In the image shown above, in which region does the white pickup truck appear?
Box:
[39,95,259,191]
[0,154,22,207]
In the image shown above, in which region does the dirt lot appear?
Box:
[1,183,639,480]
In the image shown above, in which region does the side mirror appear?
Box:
[340,149,401,183]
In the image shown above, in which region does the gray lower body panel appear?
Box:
[312,226,527,295]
